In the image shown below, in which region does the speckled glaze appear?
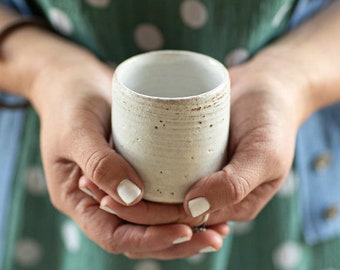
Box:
[112,50,230,203]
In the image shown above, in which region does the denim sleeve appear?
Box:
[0,1,31,266]
[0,0,32,14]
[290,0,340,244]
[0,94,26,267]
[289,0,333,28]
[296,104,340,244]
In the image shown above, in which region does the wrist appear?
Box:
[229,49,311,130]
[249,1,340,122]
[253,47,319,127]
[0,15,111,103]
[30,44,112,116]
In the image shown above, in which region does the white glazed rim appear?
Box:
[113,50,230,101]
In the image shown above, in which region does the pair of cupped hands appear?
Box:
[29,47,305,260]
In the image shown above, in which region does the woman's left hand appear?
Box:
[182,54,307,223]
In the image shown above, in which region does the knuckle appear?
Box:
[81,214,122,254]
[99,238,120,254]
[124,227,153,251]
[223,168,251,204]
[229,179,247,203]
[105,227,131,254]
[84,150,112,184]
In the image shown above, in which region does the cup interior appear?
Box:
[116,51,227,98]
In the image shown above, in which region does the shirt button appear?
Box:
[322,205,338,220]
[313,152,332,171]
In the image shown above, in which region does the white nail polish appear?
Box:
[199,246,216,253]
[100,205,117,215]
[117,179,141,205]
[201,213,210,224]
[80,187,96,199]
[173,236,191,245]
[188,197,210,218]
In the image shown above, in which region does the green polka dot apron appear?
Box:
[3,0,340,269]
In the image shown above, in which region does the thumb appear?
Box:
[70,128,143,206]
[183,149,277,218]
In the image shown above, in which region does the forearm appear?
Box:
[251,1,340,123]
[0,4,108,108]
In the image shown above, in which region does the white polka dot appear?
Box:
[277,171,297,197]
[225,48,249,67]
[15,238,42,267]
[134,260,162,270]
[187,253,206,264]
[272,2,291,28]
[48,7,74,35]
[180,0,208,29]
[233,221,254,235]
[85,0,111,8]
[26,167,47,195]
[273,241,303,270]
[134,24,164,51]
[61,220,81,252]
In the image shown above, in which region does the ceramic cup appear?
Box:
[111,50,230,203]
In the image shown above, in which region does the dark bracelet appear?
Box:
[0,100,29,109]
[0,95,29,109]
[0,17,50,59]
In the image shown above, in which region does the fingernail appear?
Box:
[173,236,191,245]
[100,205,117,215]
[199,246,216,253]
[117,179,141,205]
[201,214,210,224]
[188,197,210,218]
[80,187,96,199]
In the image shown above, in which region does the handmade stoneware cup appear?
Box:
[111,50,230,203]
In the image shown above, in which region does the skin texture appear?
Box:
[1,1,340,259]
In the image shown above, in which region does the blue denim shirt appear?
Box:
[0,1,32,265]
[0,1,339,263]
[0,0,31,13]
[289,0,340,245]
[297,104,340,244]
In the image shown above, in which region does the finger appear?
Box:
[114,223,193,252]
[99,195,207,227]
[67,188,194,254]
[221,181,280,221]
[208,223,230,238]
[78,175,107,202]
[70,127,144,206]
[100,195,234,227]
[125,229,224,260]
[184,149,279,218]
